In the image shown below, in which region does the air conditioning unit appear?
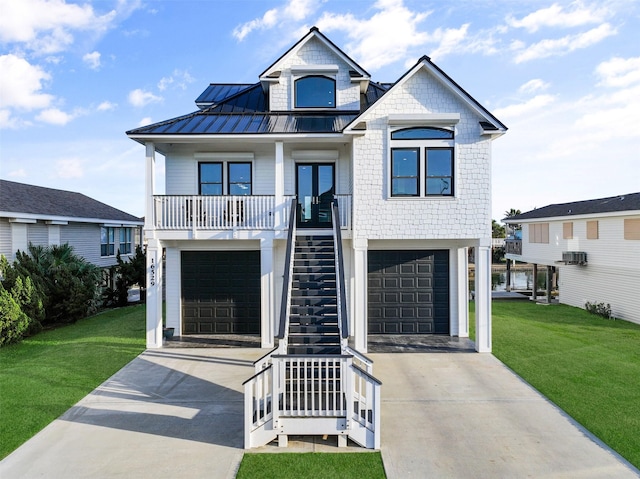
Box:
[562,251,587,265]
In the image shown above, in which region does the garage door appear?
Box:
[368,250,449,334]
[181,251,260,334]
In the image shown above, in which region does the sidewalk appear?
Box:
[1,348,638,478]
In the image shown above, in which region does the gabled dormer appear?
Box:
[259,27,370,112]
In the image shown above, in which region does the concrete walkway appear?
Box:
[1,348,638,479]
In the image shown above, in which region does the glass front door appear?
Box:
[296,163,335,228]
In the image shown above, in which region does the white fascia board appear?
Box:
[194,152,255,160]
[291,149,340,160]
[506,210,640,224]
[1,212,142,225]
[291,64,339,74]
[128,133,347,143]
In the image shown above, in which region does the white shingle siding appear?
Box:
[269,37,360,111]
[352,68,491,240]
[519,215,640,324]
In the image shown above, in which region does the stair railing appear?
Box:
[277,198,298,353]
[331,200,349,346]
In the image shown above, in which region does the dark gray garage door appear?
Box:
[368,250,449,334]
[181,251,260,334]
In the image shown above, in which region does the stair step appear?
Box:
[288,334,340,345]
[288,315,338,325]
[293,266,335,274]
[290,305,337,314]
[291,281,336,289]
[289,324,340,334]
[287,345,342,355]
[293,259,335,267]
[294,252,335,259]
[291,289,337,297]
[289,297,337,307]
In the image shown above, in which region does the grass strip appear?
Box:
[0,305,146,459]
[236,452,386,479]
[479,301,640,469]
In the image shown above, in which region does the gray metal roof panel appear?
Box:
[0,180,142,223]
[195,84,255,108]
[504,192,640,221]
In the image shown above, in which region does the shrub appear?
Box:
[103,246,146,308]
[585,301,613,319]
[0,286,32,346]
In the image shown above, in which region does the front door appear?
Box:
[296,163,334,228]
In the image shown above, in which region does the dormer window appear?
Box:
[294,75,336,108]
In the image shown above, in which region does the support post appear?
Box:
[146,239,163,348]
[353,238,368,352]
[274,141,285,230]
[457,247,469,337]
[532,263,538,301]
[546,266,552,303]
[475,240,492,352]
[506,258,512,292]
[260,237,275,348]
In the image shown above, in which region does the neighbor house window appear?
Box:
[624,218,640,240]
[101,227,115,256]
[294,75,336,108]
[199,162,223,195]
[119,228,132,254]
[529,223,549,244]
[563,222,573,239]
[391,148,419,196]
[228,163,252,195]
[390,127,454,197]
[587,220,599,239]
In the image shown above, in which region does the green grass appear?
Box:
[0,305,146,459]
[473,301,640,469]
[236,452,386,479]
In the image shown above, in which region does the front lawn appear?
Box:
[476,301,640,469]
[0,305,145,459]
[236,452,386,479]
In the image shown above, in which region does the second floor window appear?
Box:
[391,148,419,196]
[294,75,336,108]
[119,228,132,254]
[101,227,115,256]
[199,162,252,195]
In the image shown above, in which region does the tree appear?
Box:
[503,208,521,219]
[492,219,505,238]
[103,245,146,307]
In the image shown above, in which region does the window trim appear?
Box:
[198,160,253,196]
[388,125,455,199]
[101,226,115,257]
[293,74,337,110]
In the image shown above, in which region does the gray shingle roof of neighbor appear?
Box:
[504,192,640,222]
[0,180,143,223]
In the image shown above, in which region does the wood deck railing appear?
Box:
[153,195,352,230]
[505,239,522,255]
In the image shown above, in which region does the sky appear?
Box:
[1,0,639,221]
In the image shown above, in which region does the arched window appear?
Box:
[391,127,454,140]
[294,75,336,108]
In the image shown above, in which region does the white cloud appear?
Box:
[83,51,101,70]
[158,69,195,91]
[518,79,550,94]
[506,2,610,32]
[55,158,84,179]
[493,94,556,120]
[97,101,117,111]
[596,56,640,88]
[8,168,27,178]
[233,0,317,41]
[35,108,77,125]
[138,117,152,127]
[425,24,470,61]
[317,0,430,70]
[0,0,117,55]
[128,89,162,107]
[513,23,616,63]
[0,54,54,110]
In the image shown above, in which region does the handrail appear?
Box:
[332,200,349,340]
[277,198,297,340]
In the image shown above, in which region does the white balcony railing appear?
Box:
[153,195,352,231]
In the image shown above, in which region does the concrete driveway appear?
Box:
[1,348,638,479]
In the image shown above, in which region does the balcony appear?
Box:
[504,239,522,255]
[152,195,352,231]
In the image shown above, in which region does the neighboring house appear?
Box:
[504,193,640,323]
[127,27,506,354]
[0,180,143,285]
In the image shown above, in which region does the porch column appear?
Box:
[475,239,492,353]
[456,247,469,337]
[146,238,163,348]
[532,264,538,301]
[274,141,285,230]
[144,142,156,233]
[353,238,368,352]
[261,237,275,348]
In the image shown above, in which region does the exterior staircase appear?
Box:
[288,235,341,355]
[243,200,381,449]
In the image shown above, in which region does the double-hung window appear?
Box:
[119,228,132,254]
[101,227,115,256]
[199,162,252,195]
[390,127,454,198]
